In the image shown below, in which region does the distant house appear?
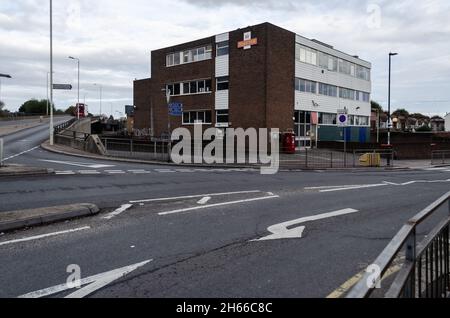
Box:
[445,113,450,132]
[430,116,445,132]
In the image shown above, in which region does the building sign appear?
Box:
[238,31,258,50]
[169,103,183,116]
[125,105,135,117]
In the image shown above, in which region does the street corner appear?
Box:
[0,164,54,178]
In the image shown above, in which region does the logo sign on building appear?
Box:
[337,109,349,127]
[53,84,72,90]
[169,103,183,116]
[238,31,258,50]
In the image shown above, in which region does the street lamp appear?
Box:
[49,0,54,145]
[68,56,80,119]
[0,74,12,105]
[94,83,103,117]
[387,52,398,146]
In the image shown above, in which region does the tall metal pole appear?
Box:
[387,54,392,146]
[49,0,54,146]
[46,72,49,117]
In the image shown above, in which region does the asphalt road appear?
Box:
[0,122,449,298]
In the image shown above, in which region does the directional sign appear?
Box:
[337,113,349,127]
[53,84,73,90]
[169,102,183,116]
[252,208,359,241]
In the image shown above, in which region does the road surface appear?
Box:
[0,120,449,298]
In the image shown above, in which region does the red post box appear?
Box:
[282,132,296,154]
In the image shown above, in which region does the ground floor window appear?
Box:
[183,111,212,125]
[295,111,314,148]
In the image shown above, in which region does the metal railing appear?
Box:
[101,138,170,161]
[432,150,450,166]
[54,118,77,134]
[279,148,394,169]
[347,191,450,298]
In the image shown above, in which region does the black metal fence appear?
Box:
[347,191,450,298]
[101,138,170,161]
[432,150,450,166]
[279,149,394,170]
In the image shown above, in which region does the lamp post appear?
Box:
[0,74,12,107]
[68,56,80,119]
[49,0,54,146]
[387,52,398,146]
[94,83,102,117]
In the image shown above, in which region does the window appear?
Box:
[166,45,212,67]
[216,41,229,57]
[296,44,317,65]
[183,111,212,125]
[356,65,370,81]
[362,92,370,102]
[339,59,353,75]
[339,87,355,100]
[295,78,316,94]
[167,79,212,96]
[319,83,338,97]
[216,110,229,124]
[216,77,229,91]
[319,113,337,125]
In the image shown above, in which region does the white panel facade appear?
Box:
[296,35,371,68]
[295,92,371,117]
[215,90,229,110]
[295,61,371,93]
[215,55,229,77]
[445,114,450,132]
[215,32,229,43]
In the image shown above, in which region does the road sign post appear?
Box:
[337,109,349,167]
[0,138,3,167]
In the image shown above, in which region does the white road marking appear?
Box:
[103,204,133,220]
[159,194,280,216]
[105,170,126,174]
[3,146,40,161]
[78,170,101,175]
[197,196,212,205]
[128,170,151,174]
[18,260,152,299]
[154,169,176,173]
[40,159,115,169]
[0,227,90,247]
[253,208,359,242]
[55,171,76,175]
[130,190,263,204]
[319,184,388,192]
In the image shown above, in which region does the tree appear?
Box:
[416,125,432,132]
[65,106,77,115]
[392,108,409,117]
[371,101,383,112]
[19,99,55,115]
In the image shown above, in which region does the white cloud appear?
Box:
[0,0,449,116]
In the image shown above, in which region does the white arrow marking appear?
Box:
[39,159,115,169]
[18,260,152,299]
[103,204,133,220]
[197,196,212,205]
[253,208,359,242]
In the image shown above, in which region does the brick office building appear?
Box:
[133,22,372,148]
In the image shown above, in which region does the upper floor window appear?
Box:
[296,44,317,66]
[319,83,338,97]
[216,77,229,91]
[167,79,212,96]
[318,52,338,72]
[166,45,212,67]
[183,110,212,125]
[356,65,370,81]
[216,41,229,57]
[339,87,356,100]
[295,78,317,94]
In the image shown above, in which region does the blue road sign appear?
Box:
[169,103,183,116]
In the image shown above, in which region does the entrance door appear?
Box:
[295,111,312,149]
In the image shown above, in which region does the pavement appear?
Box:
[1,120,450,298]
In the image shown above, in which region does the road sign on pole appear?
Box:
[337,109,349,166]
[53,84,72,90]
[169,103,183,116]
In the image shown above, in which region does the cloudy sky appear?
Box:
[0,0,449,116]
